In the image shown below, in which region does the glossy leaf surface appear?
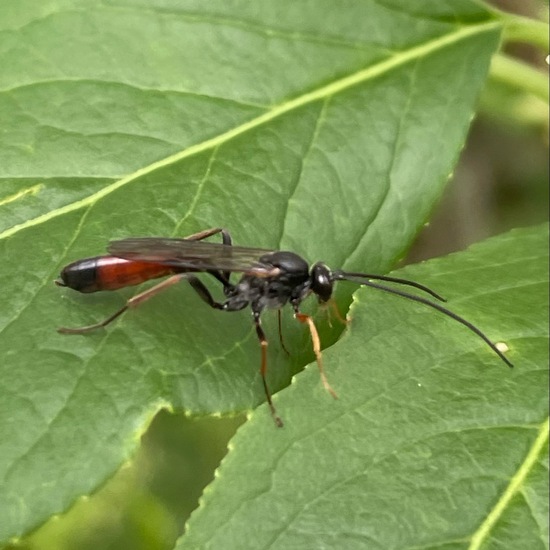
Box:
[0,0,504,542]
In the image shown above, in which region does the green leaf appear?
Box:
[0,0,503,543]
[181,224,549,550]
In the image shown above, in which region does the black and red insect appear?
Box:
[56,227,513,426]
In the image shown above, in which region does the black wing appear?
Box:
[108,238,278,276]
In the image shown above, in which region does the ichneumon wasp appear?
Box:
[56,227,513,426]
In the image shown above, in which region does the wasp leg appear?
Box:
[58,273,190,334]
[186,276,283,426]
[251,311,283,428]
[58,228,231,334]
[185,275,227,309]
[219,229,233,282]
[184,227,224,241]
[277,309,290,356]
[294,310,338,399]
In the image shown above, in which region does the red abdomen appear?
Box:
[56,256,177,293]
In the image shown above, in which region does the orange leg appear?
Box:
[58,273,188,334]
[329,298,348,326]
[183,227,224,241]
[294,311,338,399]
[58,227,229,334]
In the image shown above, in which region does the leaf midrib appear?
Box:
[0,20,501,242]
[468,417,549,549]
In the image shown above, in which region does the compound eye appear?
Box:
[311,263,333,302]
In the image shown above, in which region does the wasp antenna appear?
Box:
[335,271,446,302]
[337,277,513,369]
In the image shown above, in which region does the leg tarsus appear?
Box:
[254,311,283,427]
[294,310,338,399]
[329,299,348,326]
[58,227,233,334]
[58,305,128,334]
[58,273,189,334]
[184,227,224,241]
